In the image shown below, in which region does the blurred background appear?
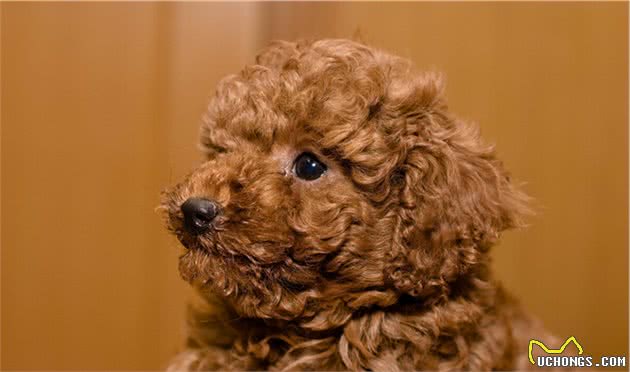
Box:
[1,2,627,370]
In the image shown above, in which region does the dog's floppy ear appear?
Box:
[382,73,530,299]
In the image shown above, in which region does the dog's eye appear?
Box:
[294,152,327,181]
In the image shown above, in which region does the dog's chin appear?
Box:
[177,243,315,320]
[176,240,249,298]
[176,231,230,286]
[177,247,212,284]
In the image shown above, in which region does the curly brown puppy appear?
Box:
[161,39,554,371]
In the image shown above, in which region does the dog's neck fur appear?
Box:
[170,272,534,371]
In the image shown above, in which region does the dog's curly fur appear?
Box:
[161,39,553,371]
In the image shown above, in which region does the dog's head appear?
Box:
[161,39,528,329]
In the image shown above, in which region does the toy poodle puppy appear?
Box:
[161,39,553,371]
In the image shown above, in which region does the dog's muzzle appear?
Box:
[181,197,220,235]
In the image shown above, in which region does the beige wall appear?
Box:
[1,2,627,369]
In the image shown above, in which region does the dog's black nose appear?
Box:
[181,197,219,235]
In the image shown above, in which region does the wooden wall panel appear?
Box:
[2,3,166,369]
[1,2,268,369]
